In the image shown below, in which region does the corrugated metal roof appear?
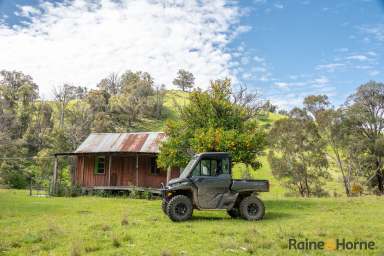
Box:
[74,132,166,154]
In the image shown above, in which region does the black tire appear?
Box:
[227,208,240,218]
[166,195,193,222]
[239,196,265,221]
[161,200,168,215]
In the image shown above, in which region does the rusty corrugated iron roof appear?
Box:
[74,132,166,154]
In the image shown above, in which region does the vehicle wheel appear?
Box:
[166,195,193,222]
[227,208,240,218]
[239,196,265,221]
[161,200,168,215]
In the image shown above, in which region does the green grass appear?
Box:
[1,190,384,255]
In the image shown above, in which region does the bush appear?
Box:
[0,161,29,189]
[70,185,83,197]
[56,167,72,196]
[351,182,363,196]
[312,185,330,197]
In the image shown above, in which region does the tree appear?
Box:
[110,70,164,128]
[157,78,266,170]
[97,73,120,96]
[316,108,354,196]
[304,95,354,196]
[53,84,86,129]
[172,69,195,92]
[0,70,39,188]
[0,70,38,138]
[344,81,384,193]
[303,95,330,120]
[262,100,277,113]
[268,109,329,197]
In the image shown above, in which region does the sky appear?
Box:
[0,0,384,109]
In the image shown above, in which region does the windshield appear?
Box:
[179,155,199,178]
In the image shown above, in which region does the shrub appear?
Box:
[351,182,363,195]
[112,235,121,248]
[121,215,129,226]
[70,241,82,256]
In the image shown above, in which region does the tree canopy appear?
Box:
[172,69,195,92]
[157,79,266,169]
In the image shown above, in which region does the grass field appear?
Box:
[1,189,384,256]
[2,91,378,255]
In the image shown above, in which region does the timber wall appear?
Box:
[75,154,179,188]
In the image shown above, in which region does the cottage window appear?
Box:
[95,156,105,175]
[151,157,160,175]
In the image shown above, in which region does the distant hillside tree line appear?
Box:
[268,81,384,196]
[0,69,192,190]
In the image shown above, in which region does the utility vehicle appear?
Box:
[161,152,269,222]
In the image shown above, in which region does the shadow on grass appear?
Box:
[190,215,229,221]
[263,211,292,221]
[179,198,319,222]
[188,211,293,222]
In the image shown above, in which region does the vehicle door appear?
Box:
[190,157,231,209]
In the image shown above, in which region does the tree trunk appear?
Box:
[298,182,305,197]
[59,101,64,129]
[334,151,351,196]
[303,172,310,197]
[377,169,384,194]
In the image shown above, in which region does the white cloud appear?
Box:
[346,55,369,61]
[253,56,265,63]
[335,47,349,53]
[274,3,284,9]
[274,82,289,89]
[0,0,246,96]
[273,81,305,89]
[315,63,345,72]
[367,51,377,56]
[368,70,380,76]
[359,24,384,42]
[311,76,329,86]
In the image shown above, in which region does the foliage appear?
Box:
[0,69,169,189]
[158,79,266,169]
[172,69,195,92]
[268,108,329,197]
[344,81,384,193]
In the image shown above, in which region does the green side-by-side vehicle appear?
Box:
[161,152,269,222]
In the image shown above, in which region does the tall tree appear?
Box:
[53,84,85,129]
[0,70,38,138]
[345,81,384,193]
[158,78,266,169]
[110,71,159,128]
[304,95,354,196]
[303,95,330,120]
[97,73,120,96]
[172,69,195,92]
[268,109,329,197]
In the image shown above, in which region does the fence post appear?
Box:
[51,156,58,195]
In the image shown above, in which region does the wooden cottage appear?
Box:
[54,132,180,194]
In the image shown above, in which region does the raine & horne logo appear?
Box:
[288,238,376,251]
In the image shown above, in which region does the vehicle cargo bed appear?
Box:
[231,179,269,192]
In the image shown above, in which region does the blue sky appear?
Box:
[1,0,384,108]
